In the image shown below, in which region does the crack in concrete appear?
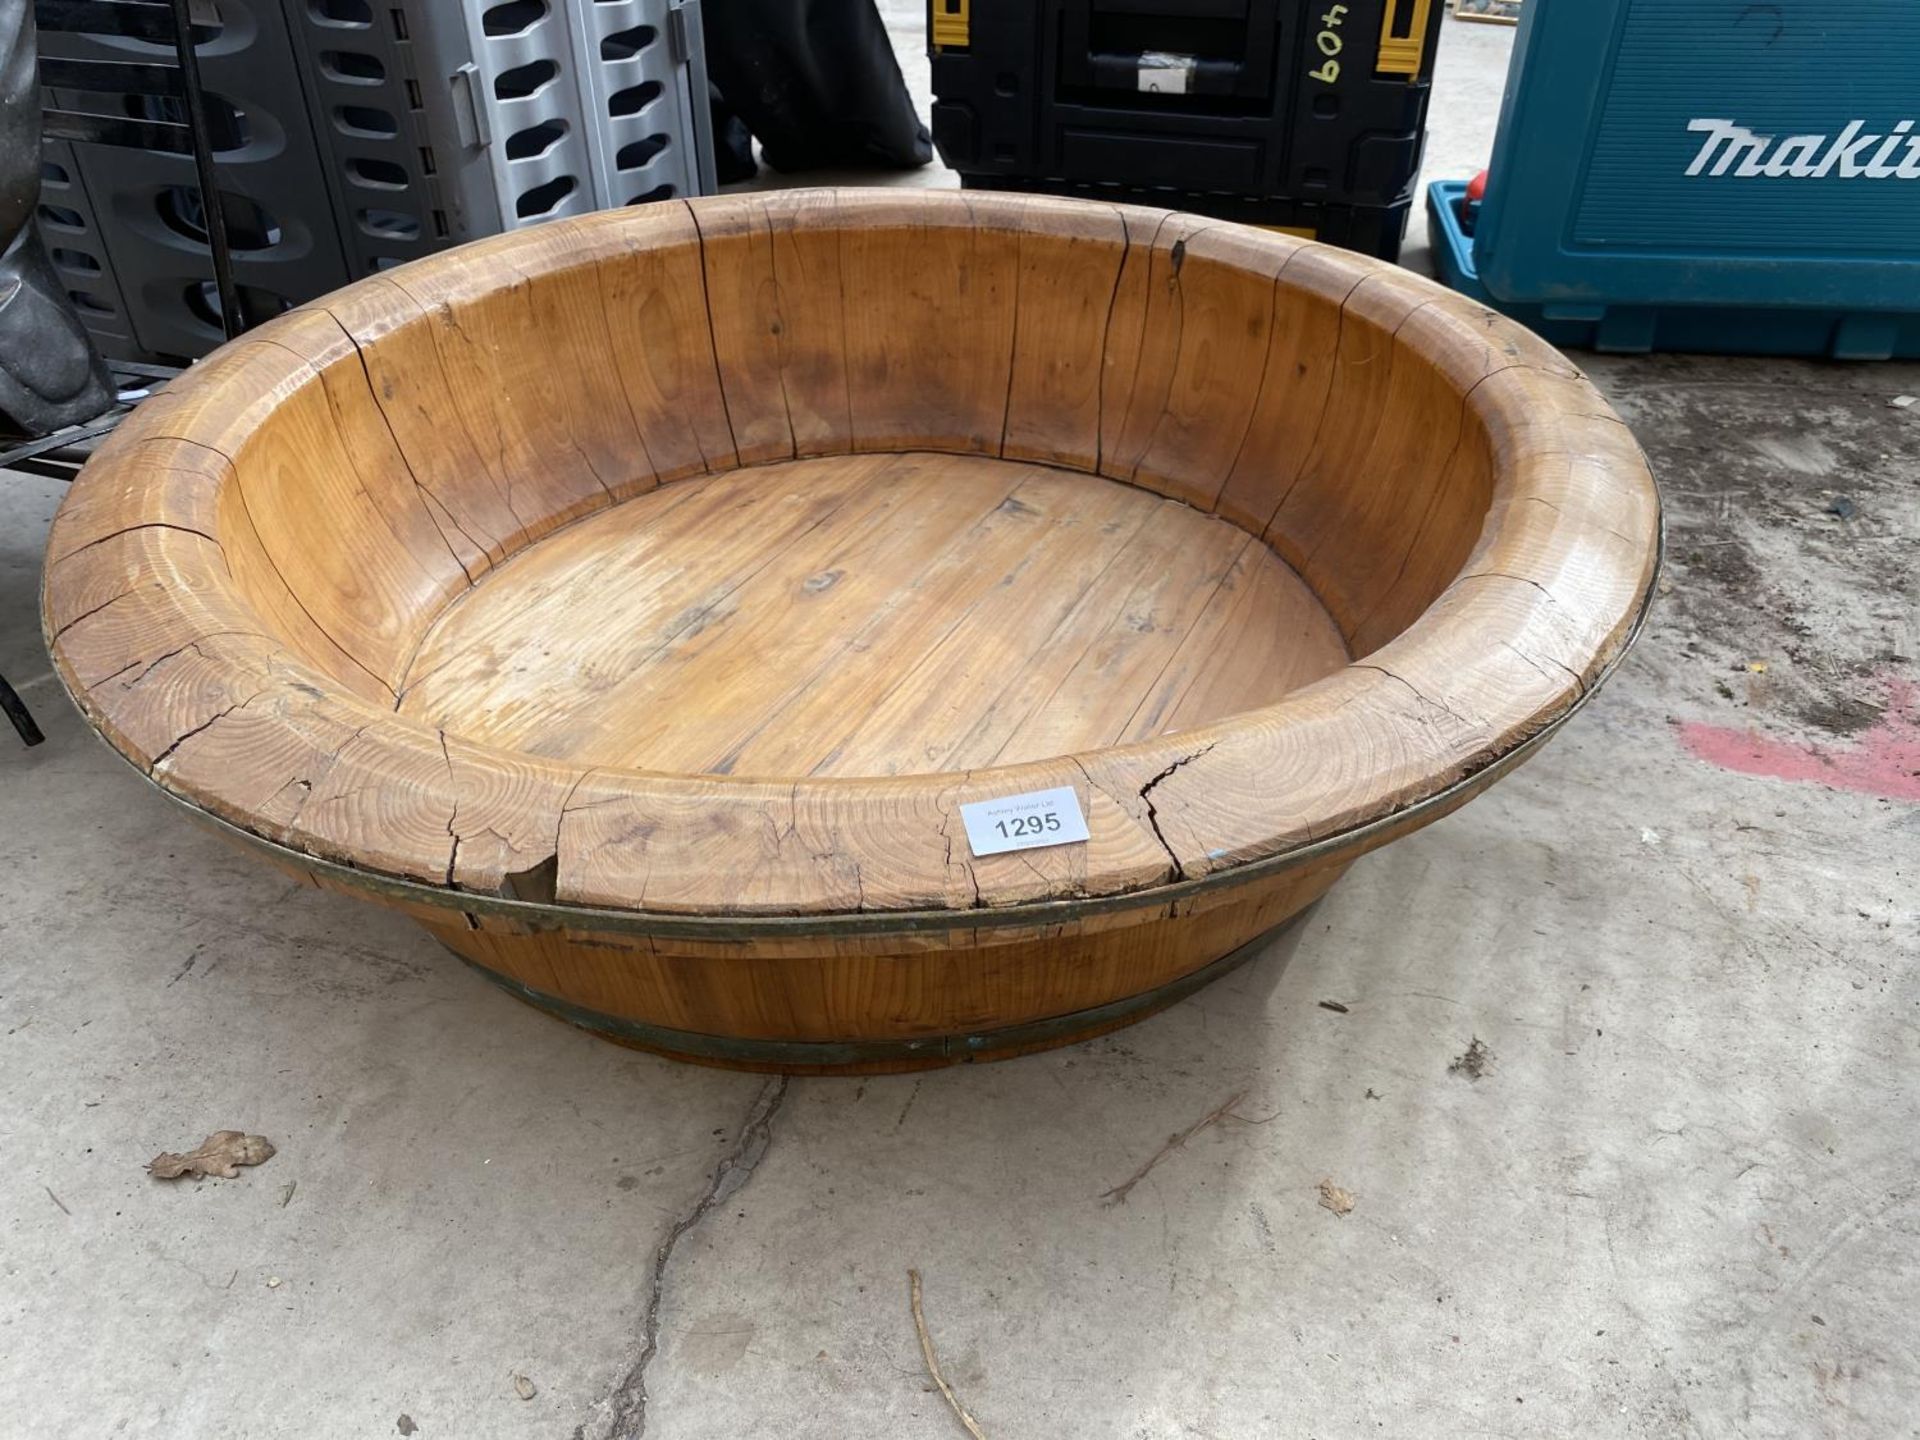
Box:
[596,1076,791,1440]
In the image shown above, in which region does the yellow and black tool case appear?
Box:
[927,0,1443,260]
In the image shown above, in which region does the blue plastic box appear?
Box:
[1427,0,1920,358]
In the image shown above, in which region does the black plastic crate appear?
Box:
[928,0,1443,260]
[36,0,714,364]
[38,0,361,361]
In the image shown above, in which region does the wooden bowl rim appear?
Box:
[43,189,1662,920]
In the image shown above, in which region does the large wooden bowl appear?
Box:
[43,191,1658,1072]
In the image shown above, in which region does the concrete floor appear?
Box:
[5,12,1919,1440]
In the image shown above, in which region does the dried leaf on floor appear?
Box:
[146,1131,275,1180]
[1448,1038,1494,1081]
[1317,1178,1356,1217]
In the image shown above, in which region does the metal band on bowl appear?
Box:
[446,913,1301,1068]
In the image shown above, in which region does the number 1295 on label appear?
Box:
[996,813,1061,838]
[959,786,1091,857]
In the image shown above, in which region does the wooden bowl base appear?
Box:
[396,452,1350,777]
[436,902,1322,1075]
[411,855,1346,1073]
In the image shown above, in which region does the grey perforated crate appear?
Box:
[36,144,144,362]
[286,0,714,271]
[37,0,715,360]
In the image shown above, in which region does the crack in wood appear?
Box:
[50,520,227,570]
[1134,741,1218,873]
[258,328,482,589]
[224,466,398,703]
[683,200,746,471]
[327,310,499,565]
[148,687,269,770]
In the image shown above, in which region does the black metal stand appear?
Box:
[0,671,45,744]
[166,0,239,338]
[5,0,238,745]
[35,0,243,338]
[0,356,177,746]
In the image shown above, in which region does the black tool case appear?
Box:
[927,0,1444,260]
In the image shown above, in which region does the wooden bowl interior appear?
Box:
[145,198,1497,782]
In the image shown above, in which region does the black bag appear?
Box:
[702,0,932,174]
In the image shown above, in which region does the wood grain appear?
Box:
[396,452,1346,777]
[43,188,1660,1068]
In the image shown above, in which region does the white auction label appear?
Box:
[959,786,1090,857]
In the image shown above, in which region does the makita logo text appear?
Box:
[1686,119,1920,178]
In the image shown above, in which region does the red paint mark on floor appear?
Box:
[1675,679,1920,802]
